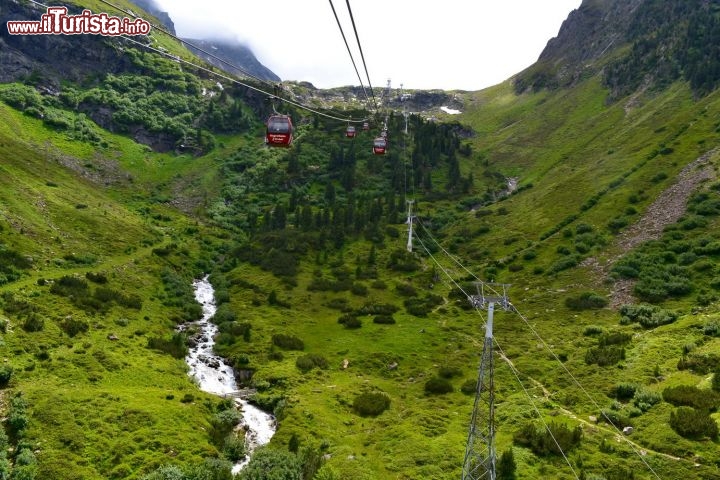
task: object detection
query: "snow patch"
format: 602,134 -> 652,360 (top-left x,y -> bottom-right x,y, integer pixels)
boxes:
440,106 -> 461,115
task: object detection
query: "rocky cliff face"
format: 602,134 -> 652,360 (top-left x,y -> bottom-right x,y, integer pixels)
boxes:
515,0 -> 720,99
0,1 -> 138,86
182,38 -> 280,83
127,0 -> 176,35
514,0 -> 643,92
126,0 -> 280,82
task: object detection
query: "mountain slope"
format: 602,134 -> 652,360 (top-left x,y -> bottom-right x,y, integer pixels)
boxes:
515,0 -> 720,100
182,38 -> 280,83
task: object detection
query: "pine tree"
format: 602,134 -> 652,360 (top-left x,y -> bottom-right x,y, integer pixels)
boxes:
497,448 -> 517,480
324,182 -> 336,204
288,433 -> 300,453
367,245 -> 376,265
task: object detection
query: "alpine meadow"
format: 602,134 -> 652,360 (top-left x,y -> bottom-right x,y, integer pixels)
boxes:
1,0 -> 720,479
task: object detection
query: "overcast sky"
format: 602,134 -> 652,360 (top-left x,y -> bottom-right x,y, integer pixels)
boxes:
153,0 -> 582,91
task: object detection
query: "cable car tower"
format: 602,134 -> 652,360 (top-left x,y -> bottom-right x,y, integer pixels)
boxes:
462,282 -> 511,480
405,200 -> 415,252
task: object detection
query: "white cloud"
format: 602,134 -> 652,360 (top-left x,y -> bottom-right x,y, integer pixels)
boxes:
154,0 -> 581,91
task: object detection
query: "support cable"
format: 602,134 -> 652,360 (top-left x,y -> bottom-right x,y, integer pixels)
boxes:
34,0 -> 370,124
414,217 -> 664,479
413,232 -> 579,479
328,0 -> 373,110
97,0 -> 275,87
344,0 -> 378,111
509,304 -> 663,480
23,0 -> 369,124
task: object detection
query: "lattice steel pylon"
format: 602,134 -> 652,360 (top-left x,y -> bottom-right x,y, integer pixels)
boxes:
461,282 -> 510,480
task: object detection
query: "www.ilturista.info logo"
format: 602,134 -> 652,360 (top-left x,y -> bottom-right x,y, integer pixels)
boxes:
7,7 -> 151,36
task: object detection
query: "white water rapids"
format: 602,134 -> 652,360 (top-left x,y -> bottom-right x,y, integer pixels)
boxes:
188,276 -> 276,474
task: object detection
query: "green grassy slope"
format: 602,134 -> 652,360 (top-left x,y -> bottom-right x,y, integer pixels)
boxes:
0,101 -> 235,479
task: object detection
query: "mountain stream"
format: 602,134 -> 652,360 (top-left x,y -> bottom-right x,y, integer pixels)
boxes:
187,276 -> 276,474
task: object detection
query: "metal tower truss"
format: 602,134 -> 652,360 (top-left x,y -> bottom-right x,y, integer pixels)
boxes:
461,282 -> 511,480
406,200 -> 415,252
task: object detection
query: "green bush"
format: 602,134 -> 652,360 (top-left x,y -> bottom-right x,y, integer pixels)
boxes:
663,385 -> 720,411
677,353 -> 720,374
613,383 -> 638,401
372,315 -> 395,325
547,255 -> 580,274
632,388 -> 661,412
386,249 -> 420,272
0,365 -> 12,387
424,377 -> 453,394
598,332 -> 632,346
669,407 -> 718,439
565,292 -> 608,310
147,332 -> 188,359
85,272 -> 108,284
326,298 -> 351,311
350,282 -> 368,296
513,421 -> 582,456
438,366 -> 462,379
404,294 -> 443,317
271,334 -> 304,351
704,321 -> 720,337
342,316 -> 362,329
223,434 -> 246,462
461,379 -> 477,394
60,317 -> 89,337
296,354 -> 329,372
585,346 -> 625,366
353,392 -> 391,416
22,314 -> 44,332
619,304 -> 677,328
239,446 -> 302,480
583,325 -> 605,336
395,282 -> 417,297
356,302 -> 399,315
337,313 -> 356,325
522,250 -> 537,261
210,408 -> 243,444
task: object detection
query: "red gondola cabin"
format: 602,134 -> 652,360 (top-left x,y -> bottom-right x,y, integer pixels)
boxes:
266,115 -> 293,147
372,137 -> 387,155
362,122 -> 369,131
346,125 -> 356,138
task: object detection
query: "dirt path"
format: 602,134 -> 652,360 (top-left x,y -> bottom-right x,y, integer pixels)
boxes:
582,148 -> 718,307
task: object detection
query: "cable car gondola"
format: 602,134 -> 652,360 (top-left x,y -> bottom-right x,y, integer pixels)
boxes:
362,122 -> 369,131
372,137 -> 387,155
346,125 -> 356,138
266,114 -> 293,147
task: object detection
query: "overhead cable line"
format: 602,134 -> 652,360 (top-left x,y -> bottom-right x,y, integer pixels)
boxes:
344,0 -> 378,111
24,0 -> 369,124
118,35 -> 366,123
413,231 -> 579,479
96,0 -> 275,88
414,217 -> 665,479
509,304 -> 664,479
328,0 -> 373,110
